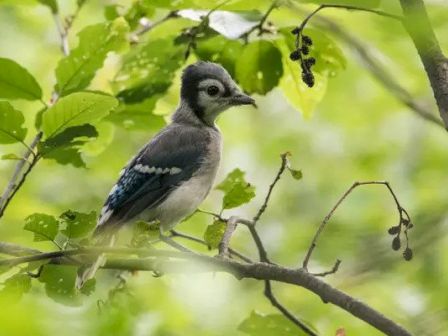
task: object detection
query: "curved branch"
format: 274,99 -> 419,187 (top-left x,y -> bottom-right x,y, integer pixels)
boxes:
0,241 -> 412,336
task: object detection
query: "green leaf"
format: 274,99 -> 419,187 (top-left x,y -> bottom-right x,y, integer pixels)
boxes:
217,168 -> 255,210
203,220 -> 226,249
235,40 -> 283,94
0,101 -> 27,144
277,28 -> 346,118
194,35 -> 244,77
131,221 -> 160,247
42,92 -> 118,138
1,153 -> 21,160
112,39 -> 184,103
37,0 -> 58,13
0,58 -> 42,101
0,273 -> 32,300
55,18 -> 129,96
107,97 -> 166,131
60,210 -> 97,239
288,167 -> 303,180
123,1 -> 155,29
24,213 -> 59,242
80,278 -> 96,296
239,311 -> 312,336
39,265 -> 81,305
302,0 -> 381,7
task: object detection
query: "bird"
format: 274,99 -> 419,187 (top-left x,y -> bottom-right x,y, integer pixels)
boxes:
76,61 -> 256,288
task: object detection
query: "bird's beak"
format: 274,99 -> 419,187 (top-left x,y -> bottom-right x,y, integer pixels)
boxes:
230,93 -> 257,108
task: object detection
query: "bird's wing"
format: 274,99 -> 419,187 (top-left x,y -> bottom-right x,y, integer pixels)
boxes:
94,124 -> 209,235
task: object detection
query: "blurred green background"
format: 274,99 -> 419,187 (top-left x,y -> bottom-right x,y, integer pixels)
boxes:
0,0 -> 447,335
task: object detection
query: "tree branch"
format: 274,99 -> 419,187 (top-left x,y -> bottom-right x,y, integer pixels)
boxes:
399,0 -> 448,128
0,241 -> 412,336
302,181 -> 413,271
305,12 -> 444,128
0,132 -> 42,218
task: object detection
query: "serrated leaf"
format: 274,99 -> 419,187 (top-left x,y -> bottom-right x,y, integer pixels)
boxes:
38,265 -> 81,306
60,210 -> 97,239
24,213 -> 59,242
194,35 -> 244,77
0,273 -> 32,300
235,40 -> 283,94
42,146 -> 86,168
0,58 -> 42,101
239,311 -> 312,336
55,18 -> 129,96
217,168 -> 255,209
37,0 -> 58,13
39,124 -> 98,153
112,39 -> 184,103
203,220 -> 226,249
0,101 -> 27,144
42,92 -> 118,138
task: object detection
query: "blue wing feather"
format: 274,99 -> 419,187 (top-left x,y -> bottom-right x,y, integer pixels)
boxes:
95,124 -> 209,235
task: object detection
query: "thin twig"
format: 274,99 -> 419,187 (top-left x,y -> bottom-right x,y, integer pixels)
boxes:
303,12 -> 443,128
170,230 -> 253,263
311,259 -> 342,277
264,280 -> 318,336
53,13 -> 69,56
218,216 -> 239,257
253,152 -> 289,225
0,132 -> 42,218
302,181 -> 411,271
240,0 -> 279,40
133,11 -> 179,38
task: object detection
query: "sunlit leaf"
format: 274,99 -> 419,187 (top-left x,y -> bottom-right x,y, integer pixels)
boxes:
0,101 -> 27,144
112,39 -> 184,103
0,58 -> 42,101
177,9 -> 260,39
24,213 -> 59,242
1,153 -> 21,160
37,0 -> 58,13
288,167 -> 303,180
60,210 -> 97,239
203,220 -> 226,249
42,92 -> 118,138
0,273 -> 32,300
39,265 -> 81,305
217,168 -> 255,209
55,18 -> 129,96
235,40 -> 283,94
301,0 -> 381,8
239,311 -> 312,336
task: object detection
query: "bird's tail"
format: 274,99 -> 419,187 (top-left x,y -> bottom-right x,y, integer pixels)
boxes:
76,234 -> 116,290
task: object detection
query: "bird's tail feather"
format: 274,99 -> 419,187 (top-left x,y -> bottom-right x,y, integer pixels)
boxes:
76,234 -> 115,289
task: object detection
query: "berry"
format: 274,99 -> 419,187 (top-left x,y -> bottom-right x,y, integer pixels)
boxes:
301,45 -> 309,55
291,27 -> 300,35
388,226 -> 400,235
302,35 -> 313,46
302,71 -> 315,87
392,236 -> 401,251
289,50 -> 300,61
403,247 -> 413,261
304,57 -> 316,69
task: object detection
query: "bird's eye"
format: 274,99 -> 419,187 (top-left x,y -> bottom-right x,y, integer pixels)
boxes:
207,85 -> 220,96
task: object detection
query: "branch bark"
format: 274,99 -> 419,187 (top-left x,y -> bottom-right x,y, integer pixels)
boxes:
0,242 -> 412,336
399,0 -> 448,128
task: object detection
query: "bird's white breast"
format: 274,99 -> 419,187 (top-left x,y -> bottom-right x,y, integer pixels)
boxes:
156,128 -> 222,231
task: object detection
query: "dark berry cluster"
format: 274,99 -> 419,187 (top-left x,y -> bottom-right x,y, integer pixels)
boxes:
290,28 -> 316,88
387,213 -> 414,261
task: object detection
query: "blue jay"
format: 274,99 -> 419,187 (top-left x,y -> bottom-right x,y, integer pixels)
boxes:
76,61 -> 255,288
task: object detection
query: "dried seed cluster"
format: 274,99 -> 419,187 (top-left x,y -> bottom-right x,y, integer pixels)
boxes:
290,28 -> 316,88
387,212 -> 414,261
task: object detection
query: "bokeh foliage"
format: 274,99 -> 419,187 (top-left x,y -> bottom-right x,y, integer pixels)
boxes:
0,0 -> 447,335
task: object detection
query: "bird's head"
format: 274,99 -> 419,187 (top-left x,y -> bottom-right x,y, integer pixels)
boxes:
180,61 -> 256,125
